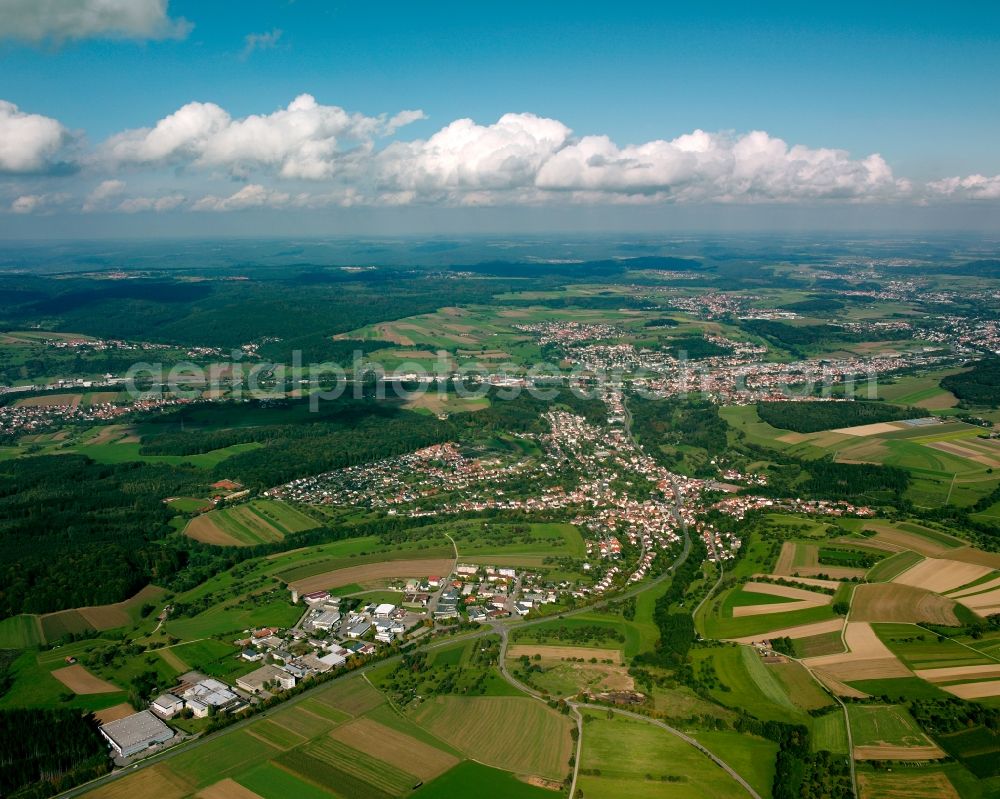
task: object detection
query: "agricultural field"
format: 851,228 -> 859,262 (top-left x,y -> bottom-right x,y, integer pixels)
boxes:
510,613 -> 640,658
0,585 -> 165,647
689,645 -> 809,724
184,499 -> 321,546
811,710 -> 850,754
874,623 -> 994,670
847,704 -> 945,761
721,405 -> 1000,508
577,711 -> 765,799
447,520 -> 587,566
411,762 -> 557,799
78,673 -> 559,799
866,370 -> 963,410
409,696 -> 574,780
697,586 -> 839,640
857,769 -> 961,799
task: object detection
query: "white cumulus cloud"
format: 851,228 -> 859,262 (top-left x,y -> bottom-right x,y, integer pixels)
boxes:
535,129 -> 906,202
0,100 -> 72,173
0,0 -> 191,43
927,174 -> 1000,201
377,113 -> 571,195
101,94 -> 425,180
82,178 -> 126,211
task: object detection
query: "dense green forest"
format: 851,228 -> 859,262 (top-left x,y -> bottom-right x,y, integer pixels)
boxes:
0,455 -> 198,617
629,396 -> 729,477
0,709 -> 109,799
942,359 -> 1000,407
0,271 -> 524,352
756,400 -> 928,433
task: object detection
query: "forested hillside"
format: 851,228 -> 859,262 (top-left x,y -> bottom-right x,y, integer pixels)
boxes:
756,400 -> 928,433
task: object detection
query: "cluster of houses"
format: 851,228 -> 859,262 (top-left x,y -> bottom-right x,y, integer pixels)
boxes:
265,441 -> 528,508
711,495 -> 876,521
448,564 -> 562,620
0,388 -> 199,437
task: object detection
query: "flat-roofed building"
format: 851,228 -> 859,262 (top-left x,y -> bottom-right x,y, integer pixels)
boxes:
236,664 -> 296,694
150,693 -> 184,719
99,710 -> 173,758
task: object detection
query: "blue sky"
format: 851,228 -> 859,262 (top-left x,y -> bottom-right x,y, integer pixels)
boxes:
1,0 -> 999,235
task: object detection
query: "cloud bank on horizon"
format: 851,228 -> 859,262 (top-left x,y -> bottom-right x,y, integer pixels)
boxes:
2,94 -> 999,216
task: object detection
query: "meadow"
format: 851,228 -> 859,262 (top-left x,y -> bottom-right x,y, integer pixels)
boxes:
577,711 -> 762,799
689,645 -> 810,725
409,695 -> 573,781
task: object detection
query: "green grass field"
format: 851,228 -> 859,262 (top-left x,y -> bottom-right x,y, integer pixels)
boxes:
697,593 -> 836,639
409,695 -> 572,781
578,712 -> 758,799
412,762 -> 556,799
694,730 -> 779,799
866,551 -> 925,582
690,645 -> 807,724
236,761 -> 336,799
812,711 -> 850,754
0,614 -> 43,648
165,593 -> 303,640
873,623 -> 993,670
847,704 -> 935,748
72,439 -> 262,468
451,521 -> 587,563
510,613 -> 640,657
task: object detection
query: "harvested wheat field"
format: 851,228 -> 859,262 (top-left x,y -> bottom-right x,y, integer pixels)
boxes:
853,744 -> 945,761
328,718 -> 459,782
728,618 -> 845,645
942,680 -> 1000,699
507,645 -> 623,664
954,585 -> 1000,616
196,780 -> 264,799
773,542 -> 797,575
850,583 -> 961,626
733,599 -> 829,617
892,558 -> 993,593
858,771 -> 958,799
184,514 -> 241,546
806,623 -> 911,681
743,582 -> 832,602
865,525 -> 953,557
915,664 -> 1000,682
928,440 -> 1000,468
51,664 -> 120,694
79,585 -> 166,630
814,658 -> 912,682
86,765 -> 192,799
15,393 -> 82,408
833,421 -> 906,436
95,703 -> 135,724
946,548 -> 1000,569
289,558 -> 456,594
812,672 -> 869,699
948,574 -> 1000,598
